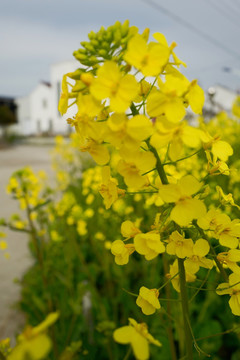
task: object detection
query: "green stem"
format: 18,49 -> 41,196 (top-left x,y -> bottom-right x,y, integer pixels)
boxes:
125,191 -> 158,195
162,149 -> 202,166
195,324 -> 240,342
24,197 -> 59,359
163,256 -> 178,360
141,167 -> 157,176
148,146 -> 177,358
178,258 -> 193,360
130,103 -> 139,116
157,271 -> 179,291
123,346 -> 132,360
189,269 -> 211,302
147,142 -> 169,184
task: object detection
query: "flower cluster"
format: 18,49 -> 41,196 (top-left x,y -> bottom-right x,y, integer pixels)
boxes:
58,20 -> 240,359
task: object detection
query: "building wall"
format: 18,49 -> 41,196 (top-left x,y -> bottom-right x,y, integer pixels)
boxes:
14,59 -> 79,136
30,83 -> 52,135
14,83 -> 52,136
14,96 -> 31,135
50,60 -> 79,134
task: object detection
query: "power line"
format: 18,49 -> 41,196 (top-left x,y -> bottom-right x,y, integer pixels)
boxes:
207,0 -> 240,29
140,0 -> 240,60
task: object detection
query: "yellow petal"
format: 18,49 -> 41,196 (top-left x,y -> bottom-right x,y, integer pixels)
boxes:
113,326 -> 134,344
164,98 -> 186,123
171,198 -> 206,226
212,141 -> 233,162
229,273 -> 240,290
229,294 -> 240,316
111,240 -> 125,255
186,82 -> 205,114
127,115 -> 153,141
169,138 -> 183,161
140,287 -> 160,309
158,184 -> 180,203
178,175 -> 202,196
216,282 -> 231,295
181,126 -> 202,148
136,296 -> 156,315
33,312 -> 59,335
89,143 -> 110,165
121,221 -> 139,238
228,249 -> 240,262
193,239 -> 210,257
153,33 -> 168,47
27,334 -> 52,359
131,333 -> 149,360
176,239 -> 193,258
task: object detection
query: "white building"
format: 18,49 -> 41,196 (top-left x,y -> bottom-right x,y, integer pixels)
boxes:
50,60 -> 78,134
13,60 -> 79,136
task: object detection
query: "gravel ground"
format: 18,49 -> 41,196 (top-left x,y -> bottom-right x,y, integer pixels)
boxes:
0,143 -> 54,340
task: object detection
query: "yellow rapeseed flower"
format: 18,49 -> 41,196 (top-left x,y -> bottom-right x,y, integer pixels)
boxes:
136,287 -> 160,315
121,220 -> 141,238
202,132 -> 233,162
147,67 -> 204,123
90,61 -> 139,113
232,95 -> 240,118
58,74 -> 69,115
117,151 -> 156,189
198,209 -> 240,248
217,250 -> 240,274
80,138 -> 110,165
77,219 -> 87,236
166,231 -> 193,258
134,232 -> 165,260
216,186 -> 240,209
159,175 -> 206,226
124,33 -> 170,76
50,230 -> 63,242
216,273 -> 240,316
8,312 -> 59,360
0,241 -> 8,250
113,318 -> 161,360
105,113 -> 153,152
185,238 -> 213,273
99,166 -> 125,209
150,118 -> 202,161
111,240 -> 135,265
71,93 -> 104,142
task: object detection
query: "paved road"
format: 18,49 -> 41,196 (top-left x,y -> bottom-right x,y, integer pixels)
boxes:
0,144 -> 54,340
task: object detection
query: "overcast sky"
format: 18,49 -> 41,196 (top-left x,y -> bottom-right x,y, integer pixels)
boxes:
1,0 -> 240,97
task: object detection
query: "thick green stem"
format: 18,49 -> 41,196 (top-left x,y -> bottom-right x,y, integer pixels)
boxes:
147,142 -> 169,184
148,146 -> 177,358
178,258 -> 193,360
